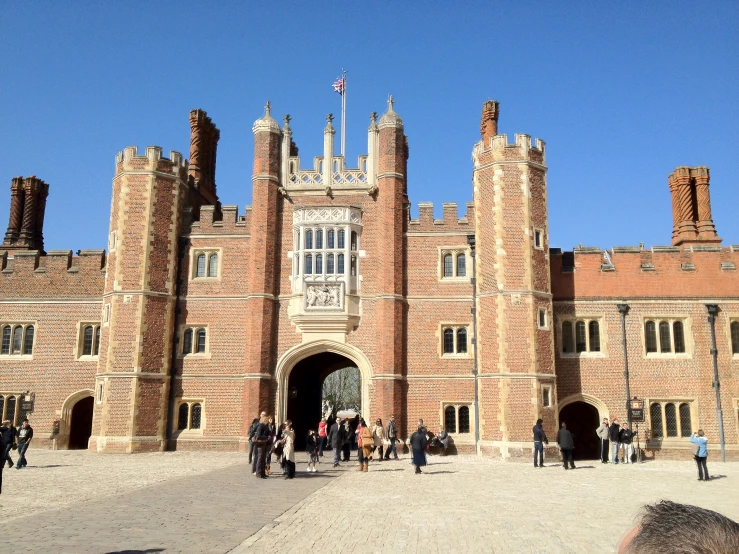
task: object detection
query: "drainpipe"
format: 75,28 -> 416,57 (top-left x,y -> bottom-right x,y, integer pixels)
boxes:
705,304 -> 726,462
166,236 -> 189,450
617,303 -> 632,429
467,235 -> 480,455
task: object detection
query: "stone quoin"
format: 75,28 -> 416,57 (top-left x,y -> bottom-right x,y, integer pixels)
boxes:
1,99 -> 737,460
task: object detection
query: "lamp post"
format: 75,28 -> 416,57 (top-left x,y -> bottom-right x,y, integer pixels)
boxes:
705,304 -> 726,462
617,303 -> 632,429
467,235 -> 480,454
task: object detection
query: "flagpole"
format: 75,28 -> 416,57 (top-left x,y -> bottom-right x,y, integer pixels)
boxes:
341,70 -> 346,158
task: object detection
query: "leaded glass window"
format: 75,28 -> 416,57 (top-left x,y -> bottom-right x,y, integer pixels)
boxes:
645,321 -> 657,353
196,254 -> 206,277
83,326 -> 94,356
337,230 -> 345,249
673,321 -> 685,353
327,254 -> 334,274
22,325 -> 34,355
191,403 -> 202,429
304,254 -> 312,274
444,406 -> 456,433
732,321 -> 739,355
337,254 -> 344,274
650,403 -> 663,438
575,321 -> 587,353
457,328 -> 467,354
1,326 -> 10,355
315,229 -> 323,249
457,255 -> 466,277
94,326 -> 101,356
5,396 -> 16,426
351,231 -> 357,251
208,254 -> 218,277
327,230 -> 335,249
443,254 -> 453,277
458,406 -> 470,433
305,230 -> 313,249
315,254 -> 322,275
178,403 -> 189,430
196,329 -> 206,353
679,403 -> 692,437
665,403 -> 678,437
589,321 -> 600,352
659,322 -> 671,353
350,256 -> 357,276
12,326 -> 22,353
443,329 -> 454,354
182,328 -> 193,354
562,321 -> 573,353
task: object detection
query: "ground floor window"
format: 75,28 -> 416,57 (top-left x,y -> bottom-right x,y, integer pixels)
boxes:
177,401 -> 203,431
649,400 -> 692,439
442,403 -> 472,433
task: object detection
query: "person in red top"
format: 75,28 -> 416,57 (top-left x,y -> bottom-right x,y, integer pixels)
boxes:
318,418 -> 327,458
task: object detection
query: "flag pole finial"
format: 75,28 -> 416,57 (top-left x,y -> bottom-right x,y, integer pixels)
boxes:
265,100 -> 271,115
387,95 -> 395,112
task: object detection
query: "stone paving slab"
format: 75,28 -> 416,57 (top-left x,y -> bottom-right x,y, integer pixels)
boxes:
234,456 -> 739,554
2,451 -> 342,553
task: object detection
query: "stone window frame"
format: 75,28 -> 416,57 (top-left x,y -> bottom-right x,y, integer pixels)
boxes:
108,230 -> 117,252
102,303 -> 111,327
647,398 -> 696,441
0,392 -> 31,425
441,402 -> 473,434
75,322 -> 102,360
190,247 -> 223,281
727,316 -> 739,358
556,316 -> 606,358
533,227 -> 544,250
174,398 -> 205,435
95,381 -> 105,404
0,322 -> 36,358
641,316 -> 692,359
178,325 -> 210,359
439,323 -> 471,358
537,307 -> 549,330
541,385 -> 553,408
438,246 -> 470,282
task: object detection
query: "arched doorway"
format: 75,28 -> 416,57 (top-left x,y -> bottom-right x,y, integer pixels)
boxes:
559,401 -> 600,460
69,396 -> 94,449
287,352 -> 359,449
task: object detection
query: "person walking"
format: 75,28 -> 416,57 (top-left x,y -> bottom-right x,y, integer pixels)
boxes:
282,420 -> 296,479
253,415 -> 270,479
1,419 -> 15,469
15,419 -> 33,470
327,417 -> 345,468
596,418 -> 610,464
557,422 -> 576,470
359,419 -> 373,472
619,422 -> 634,464
410,424 -> 428,474
318,417 -> 327,457
608,418 -> 621,464
305,429 -> 319,472
690,429 -> 710,481
371,418 -> 386,461
341,419 -> 354,462
533,418 -> 549,468
384,415 -> 399,460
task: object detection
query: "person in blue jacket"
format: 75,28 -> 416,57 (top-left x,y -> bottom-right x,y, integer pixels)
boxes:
690,429 -> 709,481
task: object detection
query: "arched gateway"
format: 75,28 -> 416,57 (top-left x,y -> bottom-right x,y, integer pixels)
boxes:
558,394 -> 609,460
275,341 -> 372,444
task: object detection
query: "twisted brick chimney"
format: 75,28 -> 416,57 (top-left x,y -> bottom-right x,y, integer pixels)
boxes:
3,176 -> 49,253
188,109 -> 220,208
668,166 -> 720,246
480,100 -> 500,144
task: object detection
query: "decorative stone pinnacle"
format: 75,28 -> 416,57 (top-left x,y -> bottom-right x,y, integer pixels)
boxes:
327,113 -> 334,123
265,101 -> 271,115
370,112 -> 377,122
387,95 -> 395,112
284,114 -> 291,125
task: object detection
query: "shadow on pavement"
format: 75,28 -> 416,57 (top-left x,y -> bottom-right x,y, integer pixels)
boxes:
106,550 -> 165,554
707,475 -> 727,481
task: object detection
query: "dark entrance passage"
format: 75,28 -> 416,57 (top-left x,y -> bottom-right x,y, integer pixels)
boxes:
559,401 -> 600,460
287,352 -> 358,449
69,396 -> 94,449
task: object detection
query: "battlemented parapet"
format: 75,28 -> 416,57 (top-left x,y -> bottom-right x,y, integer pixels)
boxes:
189,204 -> 249,235
551,245 -> 739,299
408,202 -> 475,231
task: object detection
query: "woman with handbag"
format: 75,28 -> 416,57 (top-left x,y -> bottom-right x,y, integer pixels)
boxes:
282,420 -> 296,479
371,418 -> 386,461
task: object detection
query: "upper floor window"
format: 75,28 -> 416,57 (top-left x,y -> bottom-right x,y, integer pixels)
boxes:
560,318 -> 601,355
538,308 -> 548,330
0,324 -> 35,356
534,229 -> 544,249
79,323 -> 101,358
440,248 -> 469,281
181,326 -> 208,356
644,318 -> 688,356
730,320 -> 739,356
441,325 -> 470,356
192,249 -> 220,279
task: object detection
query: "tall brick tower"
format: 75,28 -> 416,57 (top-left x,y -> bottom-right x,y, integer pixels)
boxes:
241,102 -> 284,441
89,146 -> 188,453
472,101 -> 556,459
373,98 -> 409,428
3,175 -> 49,252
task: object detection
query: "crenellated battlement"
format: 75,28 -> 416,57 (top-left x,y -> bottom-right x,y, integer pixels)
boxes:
188,204 -> 250,235
551,244 -> 738,299
408,201 -> 475,231
475,133 -> 546,165
115,146 -> 187,179
0,249 -> 106,298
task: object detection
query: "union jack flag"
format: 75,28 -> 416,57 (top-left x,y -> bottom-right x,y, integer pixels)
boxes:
332,76 -> 345,95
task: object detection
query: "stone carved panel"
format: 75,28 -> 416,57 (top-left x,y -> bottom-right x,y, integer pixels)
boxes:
305,283 -> 343,310
293,206 -> 362,225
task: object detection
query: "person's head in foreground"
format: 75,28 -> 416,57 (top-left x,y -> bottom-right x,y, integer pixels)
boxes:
619,500 -> 739,553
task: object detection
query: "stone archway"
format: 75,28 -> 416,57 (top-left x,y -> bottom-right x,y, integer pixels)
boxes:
275,341 -> 372,428
558,393 -> 607,460
56,389 -> 94,450
69,396 -> 94,449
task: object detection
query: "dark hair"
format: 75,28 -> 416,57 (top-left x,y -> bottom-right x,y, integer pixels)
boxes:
360,418 -> 366,426
624,500 -> 739,553
536,418 -> 543,425
23,419 -> 29,423
252,418 -> 259,424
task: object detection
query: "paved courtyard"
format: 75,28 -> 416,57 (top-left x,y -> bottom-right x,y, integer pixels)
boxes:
1,449 -> 737,553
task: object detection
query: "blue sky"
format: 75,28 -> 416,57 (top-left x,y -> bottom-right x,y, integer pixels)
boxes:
1,2 -> 737,252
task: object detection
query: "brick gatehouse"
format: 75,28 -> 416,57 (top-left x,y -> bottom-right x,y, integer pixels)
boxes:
1,99 -> 737,460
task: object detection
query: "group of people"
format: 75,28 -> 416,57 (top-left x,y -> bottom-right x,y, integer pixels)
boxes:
0,418 -> 34,494
247,411 -> 439,478
534,416 -> 713,480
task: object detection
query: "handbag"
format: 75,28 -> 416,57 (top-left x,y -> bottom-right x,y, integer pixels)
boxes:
691,443 -> 700,456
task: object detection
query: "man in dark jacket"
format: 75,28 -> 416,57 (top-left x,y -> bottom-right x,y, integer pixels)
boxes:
1,419 -> 15,469
619,422 -> 634,464
532,418 -> 549,468
556,422 -> 575,470
253,415 -> 271,479
609,418 -> 621,464
327,418 -> 345,468
384,415 -> 399,460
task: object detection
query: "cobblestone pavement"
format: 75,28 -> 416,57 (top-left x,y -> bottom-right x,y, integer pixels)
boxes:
234,455 -> 739,554
1,450 -> 738,553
